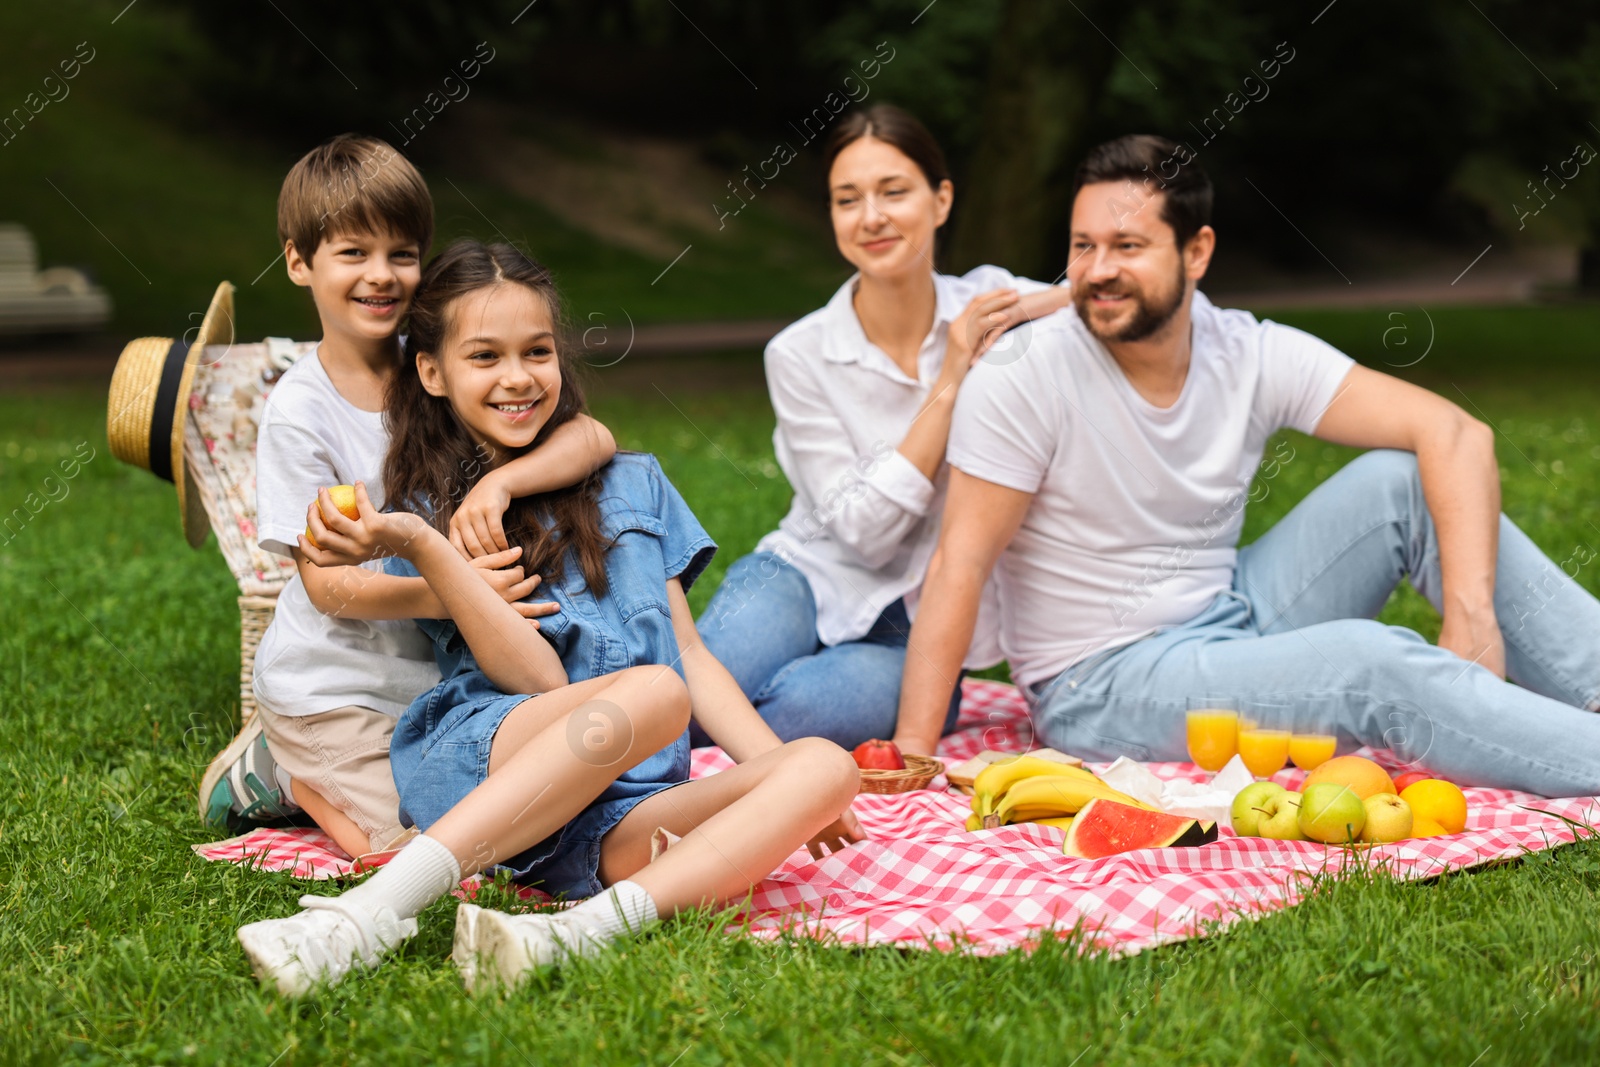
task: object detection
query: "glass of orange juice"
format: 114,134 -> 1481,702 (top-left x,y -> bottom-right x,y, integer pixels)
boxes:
1289,732 -> 1337,771
1238,702 -> 1291,779
1185,697 -> 1238,773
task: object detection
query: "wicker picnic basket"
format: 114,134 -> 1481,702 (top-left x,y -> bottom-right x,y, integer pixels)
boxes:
236,595 -> 278,724
109,304 -> 311,728
858,754 -> 945,795
178,338 -> 313,726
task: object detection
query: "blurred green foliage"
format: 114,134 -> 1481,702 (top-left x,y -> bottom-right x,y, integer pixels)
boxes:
160,0 -> 1600,277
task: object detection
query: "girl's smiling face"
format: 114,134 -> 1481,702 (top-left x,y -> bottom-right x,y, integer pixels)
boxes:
416,282 -> 562,462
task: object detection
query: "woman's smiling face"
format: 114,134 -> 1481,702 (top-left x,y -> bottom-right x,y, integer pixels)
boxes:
828,135 -> 951,282
416,282 -> 562,462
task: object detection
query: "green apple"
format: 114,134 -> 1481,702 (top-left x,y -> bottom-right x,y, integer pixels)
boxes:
1230,781 -> 1287,837
1256,790 -> 1306,841
1299,783 -> 1367,844
1359,793 -> 1413,843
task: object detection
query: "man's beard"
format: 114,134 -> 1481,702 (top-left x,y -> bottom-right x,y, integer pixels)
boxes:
1075,264 -> 1187,344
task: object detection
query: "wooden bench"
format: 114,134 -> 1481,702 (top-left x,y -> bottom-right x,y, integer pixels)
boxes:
0,224 -> 112,335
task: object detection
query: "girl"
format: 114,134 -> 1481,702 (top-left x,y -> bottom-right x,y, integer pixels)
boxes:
694,104 -> 1072,753
237,241 -> 862,997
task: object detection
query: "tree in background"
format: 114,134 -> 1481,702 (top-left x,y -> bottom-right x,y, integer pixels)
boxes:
161,0 -> 531,147
167,0 -> 1598,287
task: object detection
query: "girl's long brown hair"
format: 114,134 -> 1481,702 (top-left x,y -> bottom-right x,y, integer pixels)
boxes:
383,240 -> 609,593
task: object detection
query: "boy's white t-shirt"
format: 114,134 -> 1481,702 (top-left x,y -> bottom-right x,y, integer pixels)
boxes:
252,352 -> 440,719
947,291 -> 1355,691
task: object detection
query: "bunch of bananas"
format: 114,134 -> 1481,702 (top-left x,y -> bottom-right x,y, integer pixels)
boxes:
964,755 -> 1154,830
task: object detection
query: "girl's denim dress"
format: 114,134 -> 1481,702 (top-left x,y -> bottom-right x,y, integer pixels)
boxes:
385,453 -> 716,898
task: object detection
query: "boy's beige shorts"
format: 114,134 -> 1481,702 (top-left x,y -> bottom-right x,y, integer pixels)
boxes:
257,702 -> 412,852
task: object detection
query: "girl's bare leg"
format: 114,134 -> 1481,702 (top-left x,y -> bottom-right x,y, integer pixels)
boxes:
426,664 -> 690,876
596,737 -> 860,914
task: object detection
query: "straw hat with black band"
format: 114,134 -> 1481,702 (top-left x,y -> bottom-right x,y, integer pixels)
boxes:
107,281 -> 235,548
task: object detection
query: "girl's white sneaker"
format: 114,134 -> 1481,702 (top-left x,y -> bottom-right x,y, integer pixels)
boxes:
451,902 -> 484,991
238,895 -> 416,996
453,905 -> 606,992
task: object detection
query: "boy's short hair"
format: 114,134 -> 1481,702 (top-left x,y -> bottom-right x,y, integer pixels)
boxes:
277,134 -> 434,259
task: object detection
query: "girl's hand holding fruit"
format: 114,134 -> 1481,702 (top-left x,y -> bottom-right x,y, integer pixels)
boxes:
300,483 -> 563,623
299,482 -> 427,566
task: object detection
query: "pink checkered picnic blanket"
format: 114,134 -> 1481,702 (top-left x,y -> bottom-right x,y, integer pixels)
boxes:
193,680 -> 1600,956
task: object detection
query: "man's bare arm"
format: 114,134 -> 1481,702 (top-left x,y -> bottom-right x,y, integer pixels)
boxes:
1313,364 -> 1504,675
893,469 -> 1035,754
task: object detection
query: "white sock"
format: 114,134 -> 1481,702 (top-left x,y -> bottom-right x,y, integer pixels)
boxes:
562,880 -> 659,941
340,833 -> 461,922
274,764 -> 295,801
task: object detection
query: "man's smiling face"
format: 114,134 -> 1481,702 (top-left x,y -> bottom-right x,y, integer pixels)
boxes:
1067,182 -> 1201,345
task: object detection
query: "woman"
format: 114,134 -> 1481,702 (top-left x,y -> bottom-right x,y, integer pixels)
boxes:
696,105 -> 1070,752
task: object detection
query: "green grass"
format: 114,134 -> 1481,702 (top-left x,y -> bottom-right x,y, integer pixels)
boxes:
4,314 -> 1600,1065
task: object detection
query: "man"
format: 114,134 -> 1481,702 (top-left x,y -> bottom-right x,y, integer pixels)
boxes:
893,134 -> 1600,797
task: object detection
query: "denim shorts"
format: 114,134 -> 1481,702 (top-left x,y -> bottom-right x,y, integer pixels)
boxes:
390,688 -> 691,899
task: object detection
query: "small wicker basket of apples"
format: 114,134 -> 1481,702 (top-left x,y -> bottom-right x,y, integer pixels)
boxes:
852,739 -> 944,794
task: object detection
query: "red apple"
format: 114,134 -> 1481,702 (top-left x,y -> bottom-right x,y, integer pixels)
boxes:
852,739 -> 905,771
1393,771 -> 1433,792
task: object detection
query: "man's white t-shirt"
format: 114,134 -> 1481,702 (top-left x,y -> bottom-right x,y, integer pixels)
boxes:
947,291 -> 1355,691
252,352 -> 440,718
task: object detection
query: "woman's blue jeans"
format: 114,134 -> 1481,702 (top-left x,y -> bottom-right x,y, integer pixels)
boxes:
695,553 -> 963,749
1031,450 -> 1600,797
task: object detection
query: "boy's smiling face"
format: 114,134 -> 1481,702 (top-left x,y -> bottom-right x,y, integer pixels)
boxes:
285,228 -> 422,348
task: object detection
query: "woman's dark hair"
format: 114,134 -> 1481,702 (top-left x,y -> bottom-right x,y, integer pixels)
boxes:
823,104 -> 951,191
384,240 -> 609,593
1072,135 -> 1213,249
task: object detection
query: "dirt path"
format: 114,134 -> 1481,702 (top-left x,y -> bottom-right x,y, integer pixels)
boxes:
0,320 -> 793,390
1209,244 -> 1575,310
0,247 -> 1583,390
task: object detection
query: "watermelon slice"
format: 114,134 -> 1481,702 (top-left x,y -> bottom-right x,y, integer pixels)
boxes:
1062,798 -> 1218,859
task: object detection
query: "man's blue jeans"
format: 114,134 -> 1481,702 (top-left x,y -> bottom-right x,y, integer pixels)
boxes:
695,552 -> 962,749
1031,450 -> 1600,797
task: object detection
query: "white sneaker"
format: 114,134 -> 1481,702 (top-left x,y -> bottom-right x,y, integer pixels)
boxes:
238,895 -> 416,997
452,902 -> 483,992
453,905 -> 608,991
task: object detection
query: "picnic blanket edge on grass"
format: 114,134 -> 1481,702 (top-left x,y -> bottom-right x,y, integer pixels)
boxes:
192,679 -> 1600,957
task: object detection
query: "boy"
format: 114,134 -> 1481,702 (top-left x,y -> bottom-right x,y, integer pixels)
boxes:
200,134 -> 615,859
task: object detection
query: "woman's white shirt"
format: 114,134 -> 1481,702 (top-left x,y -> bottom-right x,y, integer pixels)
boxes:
756,266 -> 1056,667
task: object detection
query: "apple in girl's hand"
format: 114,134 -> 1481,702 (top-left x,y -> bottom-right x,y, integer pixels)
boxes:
320,485 -> 360,522
305,485 -> 360,549
852,739 -> 905,771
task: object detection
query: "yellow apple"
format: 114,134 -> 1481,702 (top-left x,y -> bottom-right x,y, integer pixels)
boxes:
1257,790 -> 1306,841
305,484 -> 360,548
1359,793 -> 1413,843
1231,781 -> 1286,837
